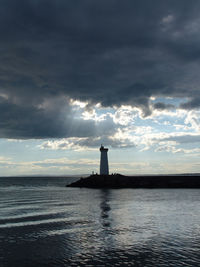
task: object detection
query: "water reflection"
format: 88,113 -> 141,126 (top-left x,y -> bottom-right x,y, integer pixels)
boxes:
99,188 -> 117,260
100,189 -> 111,228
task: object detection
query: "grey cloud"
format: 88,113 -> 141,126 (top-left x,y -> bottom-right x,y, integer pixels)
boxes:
74,136 -> 135,149
154,134 -> 200,144
153,102 -> 175,110
1,0 -> 200,138
180,98 -> 200,110
41,135 -> 135,150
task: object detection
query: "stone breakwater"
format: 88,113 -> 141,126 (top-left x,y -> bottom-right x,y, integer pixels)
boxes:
66,174 -> 200,188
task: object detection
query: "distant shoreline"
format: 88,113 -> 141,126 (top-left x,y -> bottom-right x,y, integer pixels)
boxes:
67,174 -> 200,188
1,172 -> 200,178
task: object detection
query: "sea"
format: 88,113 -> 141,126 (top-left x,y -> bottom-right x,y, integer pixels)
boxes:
0,176 -> 200,267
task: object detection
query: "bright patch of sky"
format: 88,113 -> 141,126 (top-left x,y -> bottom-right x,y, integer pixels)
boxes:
1,97 -> 200,176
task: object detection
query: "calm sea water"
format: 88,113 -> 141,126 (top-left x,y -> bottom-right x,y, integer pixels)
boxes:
0,177 -> 200,267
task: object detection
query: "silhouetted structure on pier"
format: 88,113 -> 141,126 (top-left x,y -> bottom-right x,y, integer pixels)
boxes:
100,145 -> 109,175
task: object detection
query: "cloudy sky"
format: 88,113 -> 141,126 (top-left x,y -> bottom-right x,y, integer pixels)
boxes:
1,0 -> 200,175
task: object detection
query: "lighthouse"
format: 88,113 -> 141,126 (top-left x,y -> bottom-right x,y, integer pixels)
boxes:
100,145 -> 109,175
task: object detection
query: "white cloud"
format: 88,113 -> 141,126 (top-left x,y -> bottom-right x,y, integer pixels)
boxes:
184,110 -> 200,132
112,105 -> 138,126
69,99 -> 88,108
82,109 -> 108,122
39,138 -> 97,151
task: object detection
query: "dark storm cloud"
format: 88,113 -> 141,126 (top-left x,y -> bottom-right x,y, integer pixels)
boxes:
1,0 -> 200,138
153,102 -> 175,111
0,96 -> 97,138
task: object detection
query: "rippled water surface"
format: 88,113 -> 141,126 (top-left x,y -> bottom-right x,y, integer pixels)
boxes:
0,177 -> 200,266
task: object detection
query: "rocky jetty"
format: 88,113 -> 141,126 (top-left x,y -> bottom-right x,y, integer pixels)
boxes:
66,174 -> 200,188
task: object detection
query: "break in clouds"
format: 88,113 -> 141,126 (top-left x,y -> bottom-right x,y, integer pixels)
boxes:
1,0 -> 200,142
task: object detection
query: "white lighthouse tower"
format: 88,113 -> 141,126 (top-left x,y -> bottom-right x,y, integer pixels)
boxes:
100,145 -> 109,175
